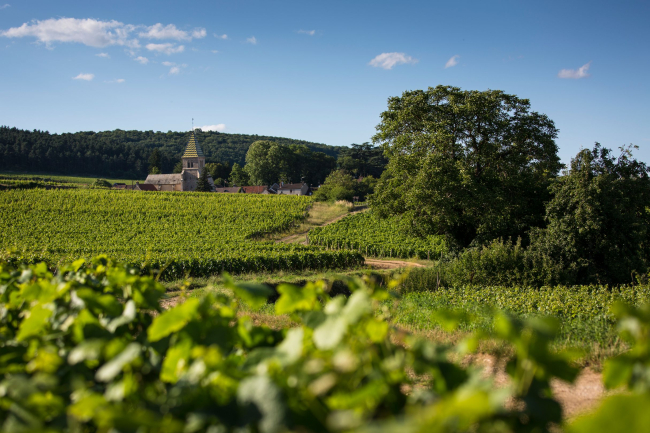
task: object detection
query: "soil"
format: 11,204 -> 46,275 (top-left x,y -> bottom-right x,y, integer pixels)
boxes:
364,258 -> 426,270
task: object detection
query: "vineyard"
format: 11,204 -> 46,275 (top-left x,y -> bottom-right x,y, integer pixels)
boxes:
309,211 -> 446,259
0,189 -> 363,277
1,258 -> 649,432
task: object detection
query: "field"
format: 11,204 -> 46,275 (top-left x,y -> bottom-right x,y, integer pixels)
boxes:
308,210 -> 447,259
0,189 -> 362,277
0,171 -> 141,185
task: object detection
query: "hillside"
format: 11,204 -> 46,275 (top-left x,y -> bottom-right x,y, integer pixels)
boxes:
0,126 -> 345,179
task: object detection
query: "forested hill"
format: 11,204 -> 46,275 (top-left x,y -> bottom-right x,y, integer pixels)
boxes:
0,127 -> 345,179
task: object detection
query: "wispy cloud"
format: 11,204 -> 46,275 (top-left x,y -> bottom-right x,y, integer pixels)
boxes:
105,78 -> 125,83
245,36 -> 257,44
0,4 -> 10,10
369,52 -> 418,70
201,124 -> 226,132
0,17 -> 204,52
297,30 -> 315,36
445,54 -> 460,68
96,52 -> 110,58
211,50 -> 219,54
0,18 -> 139,48
146,42 -> 184,54
139,23 -> 205,41
558,61 -> 591,79
162,61 -> 186,75
73,73 -> 94,81
134,56 -> 149,64
214,33 -> 228,39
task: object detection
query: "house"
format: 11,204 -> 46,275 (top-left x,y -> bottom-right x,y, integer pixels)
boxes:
144,131 -> 215,191
275,182 -> 310,196
133,183 -> 158,191
241,184 -> 279,194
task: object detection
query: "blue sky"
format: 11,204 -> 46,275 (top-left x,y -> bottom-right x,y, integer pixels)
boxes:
1,0 -> 649,164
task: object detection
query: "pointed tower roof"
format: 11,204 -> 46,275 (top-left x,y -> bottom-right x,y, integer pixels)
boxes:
182,131 -> 205,158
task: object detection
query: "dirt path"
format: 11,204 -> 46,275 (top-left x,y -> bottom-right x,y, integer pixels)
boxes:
276,207 -> 367,244
471,354 -> 608,419
364,258 -> 426,270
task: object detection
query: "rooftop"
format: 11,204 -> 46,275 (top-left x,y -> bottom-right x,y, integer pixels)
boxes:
182,131 -> 205,158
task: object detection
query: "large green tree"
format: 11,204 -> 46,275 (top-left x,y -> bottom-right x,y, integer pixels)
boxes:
528,144 -> 650,285
370,85 -> 562,247
244,141 -> 291,185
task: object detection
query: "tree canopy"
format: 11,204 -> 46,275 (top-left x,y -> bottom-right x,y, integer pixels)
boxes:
370,85 -> 562,248
337,143 -> 387,178
0,127 -> 343,179
528,144 -> 650,285
244,140 -> 336,186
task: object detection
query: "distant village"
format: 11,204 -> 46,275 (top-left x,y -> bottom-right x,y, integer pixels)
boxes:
112,131 -> 315,196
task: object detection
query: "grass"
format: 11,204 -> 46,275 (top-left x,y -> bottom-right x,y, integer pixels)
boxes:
160,266 -> 628,368
0,171 -> 142,185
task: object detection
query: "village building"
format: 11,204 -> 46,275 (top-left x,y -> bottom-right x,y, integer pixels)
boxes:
144,131 -> 215,191
276,182 -> 311,195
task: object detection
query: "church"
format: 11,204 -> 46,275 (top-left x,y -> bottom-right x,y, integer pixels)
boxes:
144,131 -> 215,192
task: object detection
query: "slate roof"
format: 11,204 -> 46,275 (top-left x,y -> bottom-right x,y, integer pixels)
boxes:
277,183 -> 307,190
144,173 -> 183,185
182,131 -> 205,158
134,183 -> 158,191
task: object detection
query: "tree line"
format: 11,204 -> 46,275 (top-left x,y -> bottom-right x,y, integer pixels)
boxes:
0,127 -> 345,180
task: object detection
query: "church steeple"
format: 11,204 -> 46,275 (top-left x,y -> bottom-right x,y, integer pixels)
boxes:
182,131 -> 205,158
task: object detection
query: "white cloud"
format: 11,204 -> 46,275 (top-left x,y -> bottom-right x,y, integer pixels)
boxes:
0,18 -> 138,48
246,36 -> 257,44
0,4 -> 10,10
73,73 -> 94,81
445,54 -> 460,68
297,30 -> 315,36
369,52 -> 418,70
200,124 -> 226,132
139,23 -> 206,41
192,28 -> 206,39
105,78 -> 125,83
211,50 -> 219,53
161,61 -> 174,66
146,42 -> 184,54
96,52 -> 110,58
214,33 -> 228,39
558,62 -> 592,79
134,56 -> 149,64
169,66 -> 180,75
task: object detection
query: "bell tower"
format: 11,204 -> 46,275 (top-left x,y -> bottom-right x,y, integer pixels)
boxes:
181,130 -> 206,190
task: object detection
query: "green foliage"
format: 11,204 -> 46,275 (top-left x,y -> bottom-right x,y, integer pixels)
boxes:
309,211 -> 446,259
0,189 -> 363,278
528,143 -> 650,285
337,142 -> 387,178
1,257 -> 649,432
314,169 -> 358,202
0,127 -> 342,180
245,140 -> 336,186
148,148 -> 162,174
205,161 -> 231,182
91,179 -> 113,188
195,168 -> 212,192
567,303 -> 650,432
370,85 -> 561,248
229,162 -> 249,186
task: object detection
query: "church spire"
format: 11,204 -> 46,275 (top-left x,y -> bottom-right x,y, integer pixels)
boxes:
181,130 -> 205,158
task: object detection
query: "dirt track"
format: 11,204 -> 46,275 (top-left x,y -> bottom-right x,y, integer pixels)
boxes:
364,258 -> 426,269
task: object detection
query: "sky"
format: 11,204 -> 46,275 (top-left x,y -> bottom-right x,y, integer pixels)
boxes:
1,0 -> 649,164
